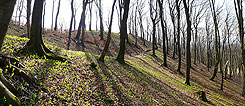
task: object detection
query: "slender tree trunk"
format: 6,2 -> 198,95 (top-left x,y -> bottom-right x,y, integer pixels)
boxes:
134,6 -> 138,46
116,0 -> 130,64
152,22 -> 156,56
75,0 -> 89,48
18,0 -> 24,25
158,0 -> 167,67
26,0 -> 32,38
51,0 -> 55,30
89,3 -> 92,31
98,0 -> 104,40
67,0 -> 74,50
99,0 -> 116,62
73,9 -> 77,30
183,0 -> 192,86
210,0 -> 221,81
42,1 -> 46,29
176,0 -> 181,73
54,0 -> 61,31
234,0 -> 245,96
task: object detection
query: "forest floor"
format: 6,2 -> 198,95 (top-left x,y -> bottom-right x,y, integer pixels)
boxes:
1,22 -> 245,105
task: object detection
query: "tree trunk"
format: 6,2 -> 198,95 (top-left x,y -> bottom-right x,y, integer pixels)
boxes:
98,0 -> 104,40
26,0 -> 51,56
0,0 -> 21,105
210,0 -> 221,81
67,0 -> 74,50
116,0 -> 130,64
54,0 -> 61,31
234,0 -> 245,96
99,0 -> 116,63
0,0 -> 17,52
18,0 -> 24,25
158,0 -> 167,67
134,5 -> 138,46
183,0 -> 191,86
26,0 -> 32,38
89,2 -> 92,31
176,0 -> 181,74
51,0 -> 55,30
42,1 -> 46,29
75,0 -> 89,44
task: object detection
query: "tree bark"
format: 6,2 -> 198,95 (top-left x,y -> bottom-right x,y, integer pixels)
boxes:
183,0 -> 192,86
158,0 -> 167,67
51,0 -> 55,30
209,0 -> 221,81
54,0 -> 61,31
176,0 -> 181,73
98,0 -> 104,40
0,0 -> 21,105
26,0 -> 32,38
99,0 -> 116,63
116,0 -> 130,64
67,0 -> 74,50
89,2 -> 92,31
42,1 -> 46,29
234,0 -> 245,96
0,0 -> 17,52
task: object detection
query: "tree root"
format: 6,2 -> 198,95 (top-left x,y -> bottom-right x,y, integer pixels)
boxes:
2,55 -> 39,87
0,80 -> 21,106
196,90 -> 209,102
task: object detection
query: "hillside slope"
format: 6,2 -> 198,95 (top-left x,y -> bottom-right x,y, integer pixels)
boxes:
1,23 -> 245,105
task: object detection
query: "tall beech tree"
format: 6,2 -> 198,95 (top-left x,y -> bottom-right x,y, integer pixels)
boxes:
0,0 -> 21,105
67,0 -> 75,50
158,0 -> 167,67
209,0 -> 221,81
99,0 -> 117,62
116,0 -> 130,64
150,0 -> 159,57
234,0 -> 245,96
75,0 -> 93,48
168,0 -> 177,59
26,0 -> 32,38
183,0 -> 192,86
95,0 -> 104,40
176,0 -> 181,73
51,0 -> 56,30
54,0 -> 61,31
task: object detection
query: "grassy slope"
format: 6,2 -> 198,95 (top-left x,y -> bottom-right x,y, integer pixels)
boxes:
1,23 -> 245,105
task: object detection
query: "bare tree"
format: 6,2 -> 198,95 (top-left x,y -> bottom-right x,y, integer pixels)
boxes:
234,0 -> 245,96
150,0 -> 159,57
74,0 -> 93,49
138,0 -> 146,46
42,1 -> 46,29
99,0 -> 117,62
88,2 -> 93,31
54,0 -> 61,31
182,0 -> 192,86
18,0 -> 24,25
67,0 -> 75,50
51,0 -> 56,30
192,0 -> 207,64
95,0 -> 104,40
209,0 -> 221,81
158,0 -> 167,67
168,0 -> 177,58
26,0 -> 32,38
176,0 -> 182,73
116,0 -> 130,64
